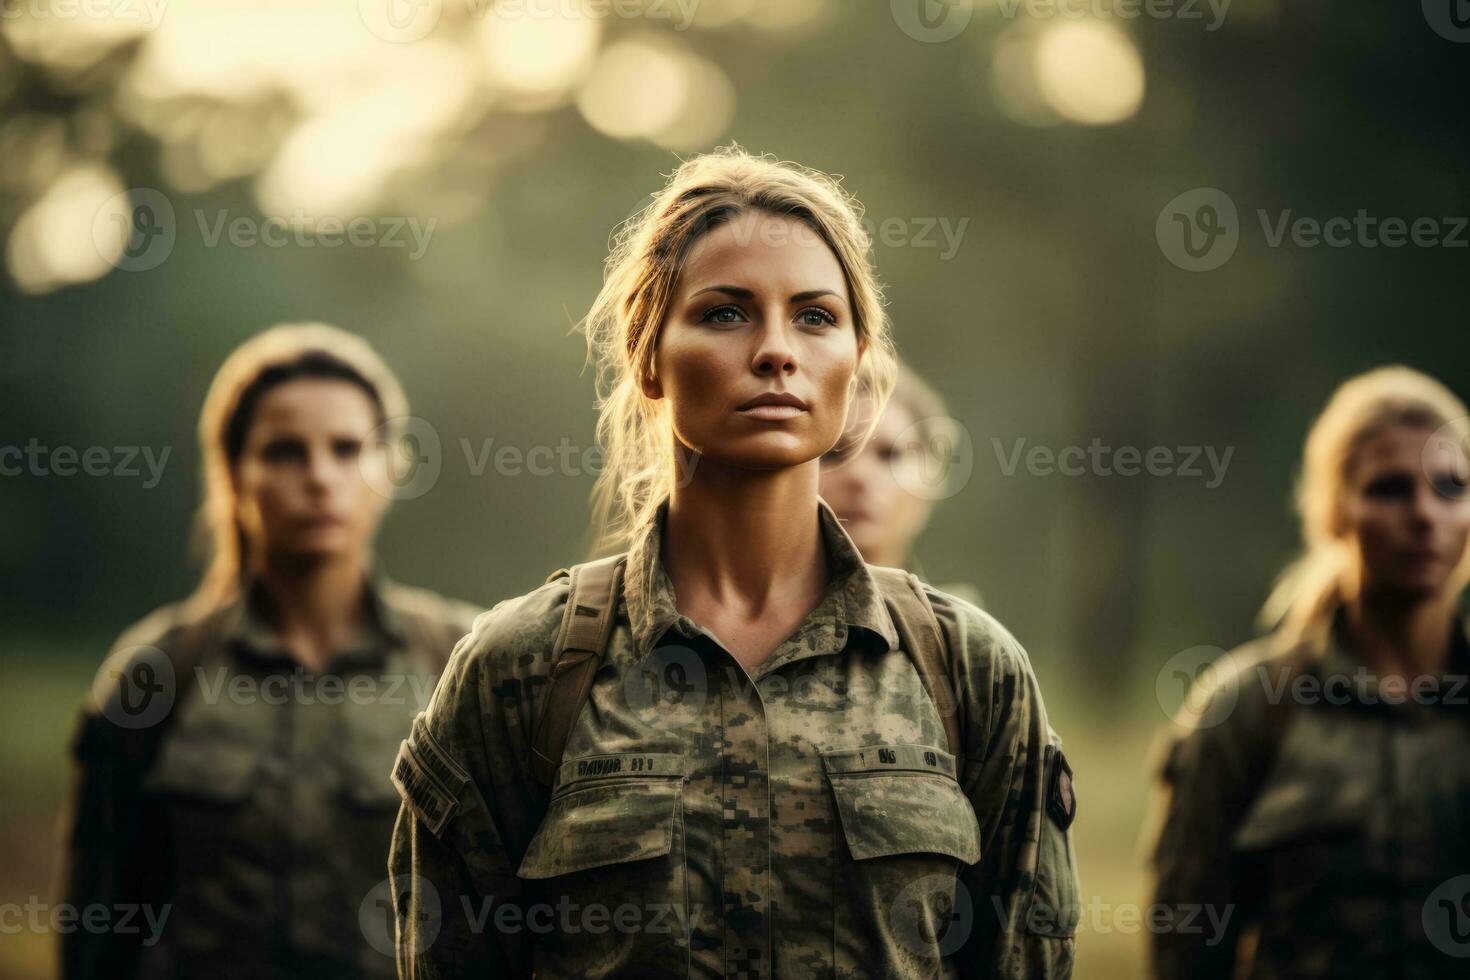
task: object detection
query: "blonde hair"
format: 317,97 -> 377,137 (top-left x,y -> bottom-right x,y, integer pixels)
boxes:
583,146 -> 898,549
1261,365 -> 1470,647
188,323 -> 407,614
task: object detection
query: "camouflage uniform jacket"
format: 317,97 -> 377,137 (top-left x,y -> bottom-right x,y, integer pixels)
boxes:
1147,617 -> 1470,979
389,503 -> 1079,978
57,576 -> 479,980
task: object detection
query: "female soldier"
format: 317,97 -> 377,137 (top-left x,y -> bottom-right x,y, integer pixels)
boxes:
819,363 -> 948,570
58,324 -> 479,979
389,148 -> 1077,978
1147,366 -> 1470,978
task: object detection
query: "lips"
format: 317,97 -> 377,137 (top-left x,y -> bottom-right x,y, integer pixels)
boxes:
736,391 -> 809,421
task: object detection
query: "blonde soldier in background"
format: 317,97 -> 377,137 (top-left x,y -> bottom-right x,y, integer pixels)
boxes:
820,363 -> 983,608
57,325 -> 479,979
1147,366 -> 1470,978
389,148 -> 1078,978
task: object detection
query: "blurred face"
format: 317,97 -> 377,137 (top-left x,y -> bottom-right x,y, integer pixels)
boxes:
232,379 -> 388,565
647,211 -> 862,471
820,395 -> 934,566
1338,423 -> 1470,600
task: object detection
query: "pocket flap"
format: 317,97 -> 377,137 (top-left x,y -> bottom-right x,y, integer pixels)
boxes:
144,737 -> 260,803
823,744 -> 981,864
1232,776 -> 1369,852
517,754 -> 686,880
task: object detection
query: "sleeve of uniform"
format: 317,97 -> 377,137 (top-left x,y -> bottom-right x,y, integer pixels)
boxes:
1143,650 -> 1268,980
55,648 -> 171,979
388,587 -> 563,979
933,593 -> 1078,980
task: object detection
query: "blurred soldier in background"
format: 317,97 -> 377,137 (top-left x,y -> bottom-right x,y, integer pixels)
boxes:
819,363 -> 945,568
56,324 -> 479,979
1146,366 -> 1470,978
820,363 -> 982,607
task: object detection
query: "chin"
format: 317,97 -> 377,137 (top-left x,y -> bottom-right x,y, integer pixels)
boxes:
704,433 -> 826,471
280,535 -> 356,561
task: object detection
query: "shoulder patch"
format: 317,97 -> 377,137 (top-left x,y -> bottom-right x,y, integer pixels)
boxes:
392,742 -> 456,837
390,719 -> 471,838
1047,748 -> 1076,831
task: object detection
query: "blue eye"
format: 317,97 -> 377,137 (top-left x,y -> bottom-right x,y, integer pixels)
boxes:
700,305 -> 746,325
797,307 -> 837,327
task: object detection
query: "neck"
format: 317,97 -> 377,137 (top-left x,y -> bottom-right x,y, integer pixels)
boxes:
1343,588 -> 1459,676
663,451 -> 827,612
255,550 -> 369,671
862,540 -> 906,569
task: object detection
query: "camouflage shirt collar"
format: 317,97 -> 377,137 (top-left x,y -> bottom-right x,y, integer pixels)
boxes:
1311,609 -> 1470,709
221,570 -> 408,669
622,498 -> 899,661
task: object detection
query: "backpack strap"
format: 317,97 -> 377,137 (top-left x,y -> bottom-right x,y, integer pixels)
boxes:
868,566 -> 962,769
529,554 -> 626,789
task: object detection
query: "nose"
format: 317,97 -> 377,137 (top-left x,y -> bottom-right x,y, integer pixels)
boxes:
305,446 -> 334,492
1411,481 -> 1440,527
751,321 -> 797,377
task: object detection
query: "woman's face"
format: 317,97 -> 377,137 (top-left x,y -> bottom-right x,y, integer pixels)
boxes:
649,211 -> 862,472
1339,423 -> 1470,599
819,395 -> 934,566
232,378 -> 387,566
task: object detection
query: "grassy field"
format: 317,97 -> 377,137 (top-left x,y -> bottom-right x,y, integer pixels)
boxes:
1,655 -> 1161,979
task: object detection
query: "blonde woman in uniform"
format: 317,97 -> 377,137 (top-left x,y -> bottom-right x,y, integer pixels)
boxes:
390,148 -> 1078,978
820,364 -> 983,607
58,325 -> 479,979
1148,366 -> 1470,978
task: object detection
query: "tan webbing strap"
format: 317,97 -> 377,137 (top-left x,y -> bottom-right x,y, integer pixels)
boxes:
870,566 -> 962,767
529,554 -> 626,789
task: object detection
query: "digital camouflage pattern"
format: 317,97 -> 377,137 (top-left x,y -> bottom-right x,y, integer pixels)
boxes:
1147,618 -> 1470,979
389,503 -> 1078,978
57,577 -> 479,980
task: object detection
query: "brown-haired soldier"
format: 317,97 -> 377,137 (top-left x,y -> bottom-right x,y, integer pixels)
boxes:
56,324 -> 479,979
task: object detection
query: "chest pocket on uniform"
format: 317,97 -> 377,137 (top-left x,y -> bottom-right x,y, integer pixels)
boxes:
144,734 -> 262,804
822,744 -> 982,864
517,752 -> 688,879
1231,712 -> 1374,853
340,701 -> 419,812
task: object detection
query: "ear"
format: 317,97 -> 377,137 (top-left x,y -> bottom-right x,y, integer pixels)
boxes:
640,368 -> 663,401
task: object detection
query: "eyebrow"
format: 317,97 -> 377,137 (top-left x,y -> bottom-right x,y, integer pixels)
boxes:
689,285 -> 844,303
